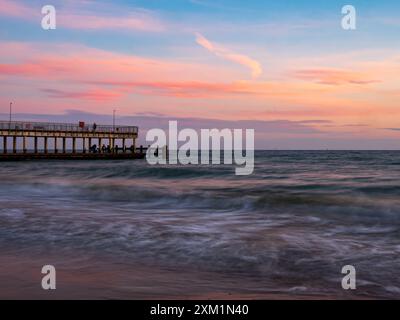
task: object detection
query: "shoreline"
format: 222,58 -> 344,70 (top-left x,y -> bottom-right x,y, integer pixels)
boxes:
0,252 -> 382,300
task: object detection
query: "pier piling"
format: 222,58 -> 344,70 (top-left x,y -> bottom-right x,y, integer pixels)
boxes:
83,137 -> 86,154
13,136 -> 17,154
34,137 -> 38,154
23,136 -> 27,154
44,137 -> 48,154
3,136 -> 7,154
63,137 -> 66,153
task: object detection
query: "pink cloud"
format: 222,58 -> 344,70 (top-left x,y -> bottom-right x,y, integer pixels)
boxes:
0,63 -> 46,76
1,41 -> 399,134
0,42 -> 241,83
293,68 -> 380,85
90,80 -> 252,98
195,33 -> 263,78
42,88 -> 124,101
0,0 -> 35,18
0,0 -> 164,32
58,11 -> 164,32
0,44 -> 379,104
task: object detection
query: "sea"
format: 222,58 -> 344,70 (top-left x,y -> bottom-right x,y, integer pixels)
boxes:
0,151 -> 399,299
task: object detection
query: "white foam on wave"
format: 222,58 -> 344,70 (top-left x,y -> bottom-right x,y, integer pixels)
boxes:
0,208 -> 25,219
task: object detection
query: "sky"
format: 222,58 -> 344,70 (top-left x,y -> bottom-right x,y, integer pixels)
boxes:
0,0 -> 400,149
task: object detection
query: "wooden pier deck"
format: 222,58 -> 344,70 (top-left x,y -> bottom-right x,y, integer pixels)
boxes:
0,152 -> 145,161
0,120 -> 146,161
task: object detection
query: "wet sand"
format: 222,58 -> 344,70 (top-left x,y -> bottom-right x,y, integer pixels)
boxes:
0,251 -> 374,300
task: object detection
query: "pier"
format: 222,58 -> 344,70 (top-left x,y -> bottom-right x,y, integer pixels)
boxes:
0,120 -> 145,161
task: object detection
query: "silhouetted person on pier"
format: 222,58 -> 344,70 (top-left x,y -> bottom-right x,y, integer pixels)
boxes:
107,145 -> 111,153
101,145 -> 106,153
93,123 -> 97,131
115,145 -> 119,153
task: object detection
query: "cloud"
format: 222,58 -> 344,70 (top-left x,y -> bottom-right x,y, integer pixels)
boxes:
293,69 -> 379,85
59,11 -> 164,32
0,0 -> 34,18
195,33 -> 262,78
2,41 -> 399,131
42,88 -> 123,101
0,42 -> 212,81
90,80 -> 255,98
89,79 -> 336,101
0,0 -> 164,32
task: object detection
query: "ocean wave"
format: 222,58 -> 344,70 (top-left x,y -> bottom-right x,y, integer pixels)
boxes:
1,152 -> 400,298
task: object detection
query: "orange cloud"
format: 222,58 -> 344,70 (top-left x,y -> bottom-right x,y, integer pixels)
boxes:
0,45 -> 385,110
195,33 -> 263,78
292,68 -> 380,85
2,41 -> 400,133
42,88 -> 123,101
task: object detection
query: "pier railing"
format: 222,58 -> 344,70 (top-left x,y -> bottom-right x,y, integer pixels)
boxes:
0,121 -> 138,134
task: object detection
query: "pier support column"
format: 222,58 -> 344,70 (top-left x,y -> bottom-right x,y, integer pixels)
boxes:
34,137 -> 38,153
44,137 -> 48,154
99,138 -> 102,153
88,138 -> 92,153
54,137 -> 58,154
23,136 -> 27,154
109,138 -> 113,153
13,136 -> 17,154
82,138 -> 86,154
122,138 -> 126,153
62,138 -> 66,153
72,138 -> 76,154
3,136 -> 7,154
